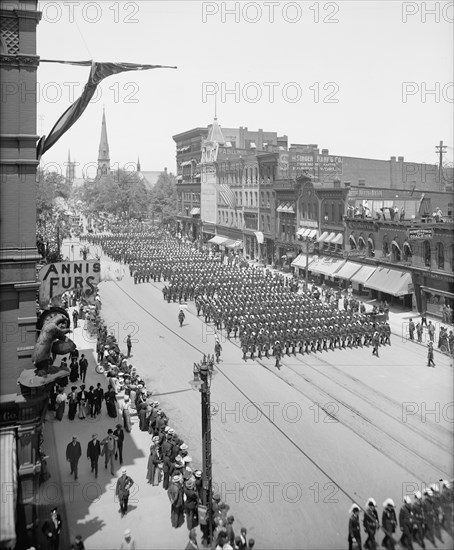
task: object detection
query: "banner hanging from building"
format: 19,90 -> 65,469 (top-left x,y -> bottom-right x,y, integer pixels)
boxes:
38,260 -> 101,308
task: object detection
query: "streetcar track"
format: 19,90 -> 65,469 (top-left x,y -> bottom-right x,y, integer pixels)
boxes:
112,281 -> 362,507
140,279 -> 453,477
297,349 -> 453,443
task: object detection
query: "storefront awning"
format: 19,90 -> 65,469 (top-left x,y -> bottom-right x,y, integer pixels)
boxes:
332,233 -> 343,245
317,231 -> 329,243
364,267 -> 413,296
350,265 -> 376,285
310,257 -> 346,276
225,240 -> 243,249
208,235 -> 230,245
296,228 -> 309,237
222,239 -> 237,247
190,208 -> 200,216
255,231 -> 264,244
0,430 -> 17,548
291,253 -> 315,269
324,232 -> 336,244
334,261 -> 363,280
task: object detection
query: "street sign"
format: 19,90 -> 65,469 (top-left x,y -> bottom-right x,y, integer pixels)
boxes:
407,228 -> 433,240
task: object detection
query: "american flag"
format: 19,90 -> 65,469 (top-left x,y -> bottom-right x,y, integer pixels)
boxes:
218,184 -> 236,209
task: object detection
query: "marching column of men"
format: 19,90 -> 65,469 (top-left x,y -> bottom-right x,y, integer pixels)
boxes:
87,229 -> 391,365
349,483 -> 453,550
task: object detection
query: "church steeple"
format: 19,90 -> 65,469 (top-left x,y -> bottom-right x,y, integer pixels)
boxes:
137,156 -> 141,172
97,106 -> 111,178
66,149 -> 75,183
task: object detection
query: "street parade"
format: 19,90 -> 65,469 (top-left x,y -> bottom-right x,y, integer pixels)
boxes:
85,228 -> 392,369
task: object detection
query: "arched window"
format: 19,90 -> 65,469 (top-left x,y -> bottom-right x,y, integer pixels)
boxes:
331,202 -> 335,222
349,233 -> 357,250
358,234 -> 366,251
308,202 -> 312,219
391,238 -> 401,262
313,201 -> 318,221
403,240 -> 412,261
383,235 -> 390,256
437,242 -> 445,269
424,240 -> 431,267
367,234 -> 375,257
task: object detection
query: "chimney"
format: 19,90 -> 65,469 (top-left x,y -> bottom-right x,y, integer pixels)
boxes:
321,149 -> 329,155
344,181 -> 351,188
333,178 -> 340,188
398,156 -> 404,162
358,178 -> 366,186
164,167 -> 167,173
390,156 -> 396,161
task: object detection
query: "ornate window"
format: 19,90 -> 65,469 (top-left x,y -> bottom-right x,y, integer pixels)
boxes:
424,240 -> 431,267
367,234 -> 375,257
437,242 -> 444,269
382,235 -> 390,256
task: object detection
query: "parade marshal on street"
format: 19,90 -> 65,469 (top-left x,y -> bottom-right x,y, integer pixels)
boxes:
38,260 -> 101,307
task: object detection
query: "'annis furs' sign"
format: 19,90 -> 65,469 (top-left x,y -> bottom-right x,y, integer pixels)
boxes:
407,228 -> 433,240
38,261 -> 101,307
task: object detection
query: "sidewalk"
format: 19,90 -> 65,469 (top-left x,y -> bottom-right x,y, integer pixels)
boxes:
38,309 -> 189,550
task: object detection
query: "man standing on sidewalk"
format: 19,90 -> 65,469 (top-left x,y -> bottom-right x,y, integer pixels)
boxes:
116,468 -> 134,517
408,319 -> 415,341
427,342 -> 435,367
79,354 -> 88,383
114,423 -> 125,464
42,507 -> 63,550
428,320 -> 435,342
94,382 -> 104,416
126,334 -> 132,358
87,433 -> 101,478
66,436 -> 82,480
102,429 -> 118,475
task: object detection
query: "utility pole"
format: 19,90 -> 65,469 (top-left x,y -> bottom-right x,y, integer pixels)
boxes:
435,140 -> 447,185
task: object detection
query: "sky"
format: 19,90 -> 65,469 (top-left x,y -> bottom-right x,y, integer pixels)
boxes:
36,0 -> 453,178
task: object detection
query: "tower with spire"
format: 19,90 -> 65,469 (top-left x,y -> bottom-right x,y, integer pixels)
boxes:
97,106 -> 111,179
137,156 -> 141,172
200,115 -> 225,224
65,149 -> 75,184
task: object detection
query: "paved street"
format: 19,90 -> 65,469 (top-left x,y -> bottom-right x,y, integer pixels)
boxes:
78,252 -> 454,550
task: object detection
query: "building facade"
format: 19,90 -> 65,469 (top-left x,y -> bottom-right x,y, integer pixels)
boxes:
0,1 -> 46,547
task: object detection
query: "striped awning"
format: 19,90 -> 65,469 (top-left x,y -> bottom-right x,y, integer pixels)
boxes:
291,253 -> 315,269
324,232 -> 336,244
208,235 -> 230,245
364,267 -> 413,296
310,257 -> 346,276
350,265 -> 376,285
334,261 -> 363,280
190,208 -> 200,216
332,233 -> 343,245
317,231 -> 329,243
0,430 -> 17,548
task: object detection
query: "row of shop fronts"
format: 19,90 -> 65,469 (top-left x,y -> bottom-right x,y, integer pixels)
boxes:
290,253 -> 453,313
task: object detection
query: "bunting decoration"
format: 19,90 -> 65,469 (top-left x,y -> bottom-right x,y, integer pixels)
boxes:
37,60 -> 177,158
218,183 -> 236,209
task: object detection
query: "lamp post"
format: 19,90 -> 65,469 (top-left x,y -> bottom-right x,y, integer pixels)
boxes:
189,359 -> 215,546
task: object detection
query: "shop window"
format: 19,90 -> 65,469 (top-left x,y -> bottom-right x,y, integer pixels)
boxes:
448,203 -> 453,216
437,242 -> 444,269
424,240 -> 431,267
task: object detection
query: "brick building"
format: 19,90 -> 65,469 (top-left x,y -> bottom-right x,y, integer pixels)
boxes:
0,1 -> 46,547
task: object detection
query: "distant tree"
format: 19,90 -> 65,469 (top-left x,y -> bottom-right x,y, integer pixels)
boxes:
150,171 -> 177,225
36,170 -> 71,262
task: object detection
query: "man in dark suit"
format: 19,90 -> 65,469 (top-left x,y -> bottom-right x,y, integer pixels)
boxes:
93,382 -> 104,416
42,507 -> 62,550
78,354 -> 88,383
66,436 -> 82,480
87,433 -> 101,478
113,424 -> 125,464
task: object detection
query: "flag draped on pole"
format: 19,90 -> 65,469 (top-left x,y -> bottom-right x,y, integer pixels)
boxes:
37,60 -> 177,158
218,183 -> 236,209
